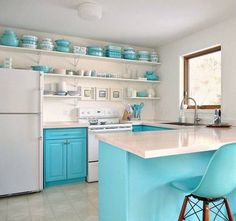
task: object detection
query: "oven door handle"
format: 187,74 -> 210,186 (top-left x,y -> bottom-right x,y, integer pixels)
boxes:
89,128 -> 132,133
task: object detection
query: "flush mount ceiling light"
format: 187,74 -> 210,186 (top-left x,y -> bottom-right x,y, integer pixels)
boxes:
78,1 -> 102,21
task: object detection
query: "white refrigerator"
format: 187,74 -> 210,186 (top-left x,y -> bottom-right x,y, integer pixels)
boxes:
0,69 -> 43,196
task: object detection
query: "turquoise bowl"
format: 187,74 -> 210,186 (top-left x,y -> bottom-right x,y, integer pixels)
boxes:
55,46 -> 70,53
1,37 -> 19,47
87,51 -> 103,57
123,52 -> 136,60
87,46 -> 103,50
2,30 -> 17,37
55,39 -> 71,47
31,65 -> 50,73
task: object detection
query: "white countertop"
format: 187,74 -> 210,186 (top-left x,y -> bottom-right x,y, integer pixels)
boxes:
97,124 -> 236,158
43,121 -> 89,128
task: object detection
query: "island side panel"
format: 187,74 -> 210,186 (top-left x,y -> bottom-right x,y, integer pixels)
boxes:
127,151 -> 215,221
99,141 -> 129,221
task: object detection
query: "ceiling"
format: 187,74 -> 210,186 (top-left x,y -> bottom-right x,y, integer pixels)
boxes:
0,0 -> 236,47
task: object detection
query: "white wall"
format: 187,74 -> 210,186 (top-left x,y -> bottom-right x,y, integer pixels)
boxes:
0,26 -> 159,122
157,16 -> 236,124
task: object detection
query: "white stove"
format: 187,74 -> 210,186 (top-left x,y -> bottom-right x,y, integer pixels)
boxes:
79,108 -> 132,182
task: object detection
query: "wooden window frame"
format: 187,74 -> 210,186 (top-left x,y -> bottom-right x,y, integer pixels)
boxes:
183,46 -> 221,109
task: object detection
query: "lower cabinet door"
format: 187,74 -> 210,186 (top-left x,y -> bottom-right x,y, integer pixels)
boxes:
67,138 -> 87,179
45,139 -> 67,182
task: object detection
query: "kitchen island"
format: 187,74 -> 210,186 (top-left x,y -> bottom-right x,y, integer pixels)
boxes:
97,126 -> 236,221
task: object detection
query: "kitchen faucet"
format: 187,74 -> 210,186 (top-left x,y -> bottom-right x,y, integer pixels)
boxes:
180,97 -> 201,125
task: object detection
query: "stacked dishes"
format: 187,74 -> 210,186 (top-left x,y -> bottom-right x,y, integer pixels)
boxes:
0,30 -> 19,47
149,51 -> 159,62
39,38 -> 54,51
55,39 -> 71,53
73,46 -> 87,55
87,46 -> 103,57
123,47 -> 136,60
21,35 -> 38,49
105,45 -> 122,58
138,51 -> 149,61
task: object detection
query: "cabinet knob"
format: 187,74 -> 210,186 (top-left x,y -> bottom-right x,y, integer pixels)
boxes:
64,140 -> 70,145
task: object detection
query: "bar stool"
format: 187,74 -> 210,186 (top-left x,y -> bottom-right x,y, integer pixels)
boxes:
171,143 -> 236,221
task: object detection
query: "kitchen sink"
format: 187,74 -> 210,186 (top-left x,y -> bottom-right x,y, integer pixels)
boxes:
161,122 -> 204,126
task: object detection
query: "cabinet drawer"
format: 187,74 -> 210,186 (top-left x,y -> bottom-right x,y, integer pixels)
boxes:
44,128 -> 87,140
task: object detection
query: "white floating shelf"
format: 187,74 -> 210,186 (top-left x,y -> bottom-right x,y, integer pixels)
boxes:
43,95 -> 81,99
0,45 -> 161,66
126,97 -> 160,100
44,73 -> 160,84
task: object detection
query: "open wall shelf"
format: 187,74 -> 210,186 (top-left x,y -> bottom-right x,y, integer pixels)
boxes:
44,73 -> 160,84
0,45 -> 161,66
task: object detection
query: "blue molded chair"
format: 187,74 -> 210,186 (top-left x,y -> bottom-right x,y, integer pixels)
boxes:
171,143 -> 236,221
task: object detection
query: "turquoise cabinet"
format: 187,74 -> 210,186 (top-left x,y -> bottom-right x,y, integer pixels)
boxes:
44,128 -> 87,187
45,139 -> 67,182
132,125 -> 172,132
67,138 -> 87,179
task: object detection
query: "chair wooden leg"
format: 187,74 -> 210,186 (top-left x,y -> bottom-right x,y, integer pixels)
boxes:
224,198 -> 234,221
178,196 -> 189,221
203,201 -> 210,221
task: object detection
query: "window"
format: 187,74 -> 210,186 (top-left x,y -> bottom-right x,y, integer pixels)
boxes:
184,46 -> 221,109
